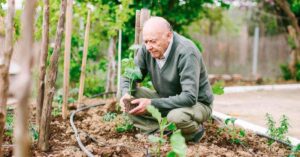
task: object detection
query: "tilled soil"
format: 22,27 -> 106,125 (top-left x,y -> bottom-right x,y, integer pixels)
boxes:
3,98 -> 293,157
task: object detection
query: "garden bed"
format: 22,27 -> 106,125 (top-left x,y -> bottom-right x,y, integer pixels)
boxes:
3,98 -> 294,157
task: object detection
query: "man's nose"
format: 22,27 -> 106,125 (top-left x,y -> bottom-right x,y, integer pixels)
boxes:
146,44 -> 153,50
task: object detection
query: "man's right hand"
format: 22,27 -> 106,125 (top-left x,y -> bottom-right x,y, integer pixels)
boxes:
119,93 -> 132,112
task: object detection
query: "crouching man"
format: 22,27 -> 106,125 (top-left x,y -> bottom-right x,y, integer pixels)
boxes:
120,16 -> 214,142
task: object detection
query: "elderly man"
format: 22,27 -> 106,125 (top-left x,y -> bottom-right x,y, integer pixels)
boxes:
120,16 -> 214,142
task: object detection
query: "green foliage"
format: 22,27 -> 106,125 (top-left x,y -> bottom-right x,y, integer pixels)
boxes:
121,56 -> 142,95
115,113 -> 134,133
4,111 -> 13,137
280,64 -> 293,80
212,81 -> 225,95
265,113 -> 290,146
289,144 -> 300,157
0,0 -> 6,17
30,125 -> 39,141
147,105 -> 186,157
52,92 -> 76,117
218,117 -> 246,144
167,130 -> 187,157
280,62 -> 300,81
103,112 -> 117,122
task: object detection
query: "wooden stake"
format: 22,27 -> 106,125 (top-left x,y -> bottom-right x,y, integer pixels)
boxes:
36,0 -> 50,128
134,10 -> 140,45
14,0 -> 36,156
62,0 -> 73,119
38,0 -> 67,151
138,9 -> 150,45
78,10 -> 91,107
0,0 -> 14,155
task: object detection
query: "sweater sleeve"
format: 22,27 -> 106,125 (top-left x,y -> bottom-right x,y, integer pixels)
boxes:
151,49 -> 200,109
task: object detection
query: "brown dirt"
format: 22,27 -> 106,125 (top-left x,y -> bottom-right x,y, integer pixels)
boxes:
2,98 -> 294,157
123,98 -> 138,113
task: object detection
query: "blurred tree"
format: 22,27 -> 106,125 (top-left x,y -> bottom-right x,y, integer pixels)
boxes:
259,0 -> 300,79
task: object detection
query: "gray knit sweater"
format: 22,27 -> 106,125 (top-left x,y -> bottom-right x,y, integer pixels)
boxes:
121,32 -> 214,111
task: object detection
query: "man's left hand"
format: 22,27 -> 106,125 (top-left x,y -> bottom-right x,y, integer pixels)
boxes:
129,98 -> 151,115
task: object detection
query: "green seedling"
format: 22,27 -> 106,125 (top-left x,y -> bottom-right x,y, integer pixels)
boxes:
103,112 -> 117,122
5,112 -> 14,137
121,57 -> 142,95
218,117 -> 246,144
30,125 -> 39,141
288,144 -> 300,157
265,113 -> 290,146
212,81 -> 225,95
147,105 -> 186,157
167,130 -> 187,157
115,113 -> 134,133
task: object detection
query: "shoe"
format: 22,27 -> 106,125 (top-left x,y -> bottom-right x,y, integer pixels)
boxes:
185,125 -> 205,143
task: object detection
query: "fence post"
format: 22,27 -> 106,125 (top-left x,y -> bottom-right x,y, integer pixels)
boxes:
252,26 -> 259,76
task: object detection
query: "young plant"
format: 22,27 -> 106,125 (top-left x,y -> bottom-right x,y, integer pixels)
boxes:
218,117 -> 246,144
115,113 -> 134,133
265,113 -> 290,145
147,105 -> 187,157
4,112 -> 14,137
212,81 -> 225,95
289,144 -> 300,157
121,57 -> 142,96
103,112 -> 117,122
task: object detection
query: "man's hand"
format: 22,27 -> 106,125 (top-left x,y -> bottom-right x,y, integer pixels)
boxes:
129,98 -> 151,115
119,93 -> 132,112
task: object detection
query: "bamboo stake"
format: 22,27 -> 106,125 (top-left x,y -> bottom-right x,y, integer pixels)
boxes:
116,29 -> 122,100
0,0 -> 14,156
38,0 -> 67,151
63,0 -> 73,119
78,10 -> 91,107
36,0 -> 50,128
14,0 -> 36,156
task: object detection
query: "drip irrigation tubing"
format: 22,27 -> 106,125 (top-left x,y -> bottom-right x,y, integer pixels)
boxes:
70,91 -> 116,157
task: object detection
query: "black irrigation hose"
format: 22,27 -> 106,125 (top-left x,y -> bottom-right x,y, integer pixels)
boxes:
70,102 -> 106,157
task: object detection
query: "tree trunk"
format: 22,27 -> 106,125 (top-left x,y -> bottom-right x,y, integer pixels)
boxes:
275,0 -> 300,75
0,0 -> 14,155
78,10 -> 91,106
14,0 -> 36,156
36,0 -> 50,129
38,0 -> 67,151
63,0 -> 73,119
105,37 -> 117,92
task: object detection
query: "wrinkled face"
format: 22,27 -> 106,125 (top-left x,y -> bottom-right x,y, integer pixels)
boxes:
143,29 -> 172,59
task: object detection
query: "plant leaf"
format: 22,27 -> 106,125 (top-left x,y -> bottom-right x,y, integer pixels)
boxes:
148,135 -> 165,143
167,151 -> 176,157
147,105 -> 161,123
169,130 -> 187,157
212,81 -> 224,95
167,122 -> 177,131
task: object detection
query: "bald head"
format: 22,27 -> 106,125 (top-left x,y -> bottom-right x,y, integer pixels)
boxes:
142,17 -> 173,59
143,16 -> 172,33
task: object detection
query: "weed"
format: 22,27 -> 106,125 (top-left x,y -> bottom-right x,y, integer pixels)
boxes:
265,113 -> 290,146
218,117 -> 246,144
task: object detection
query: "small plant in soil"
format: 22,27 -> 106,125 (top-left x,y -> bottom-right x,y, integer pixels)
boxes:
265,113 -> 290,146
217,117 -> 246,144
4,111 -> 14,137
121,56 -> 142,112
103,112 -> 117,122
147,105 -> 187,157
115,113 -> 134,133
289,144 -> 300,157
212,81 -> 225,95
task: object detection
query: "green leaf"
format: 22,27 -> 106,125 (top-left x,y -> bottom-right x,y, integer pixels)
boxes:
225,117 -> 236,125
167,151 -> 177,157
212,81 -> 224,95
147,105 -> 161,123
167,123 -> 177,131
148,135 -> 166,143
169,130 -> 187,157
239,130 -> 246,137
161,118 -> 168,128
